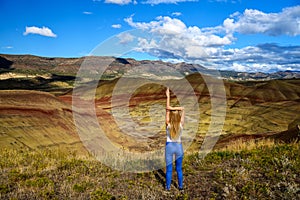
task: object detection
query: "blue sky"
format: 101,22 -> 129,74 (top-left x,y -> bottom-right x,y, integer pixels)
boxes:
0,0 -> 299,72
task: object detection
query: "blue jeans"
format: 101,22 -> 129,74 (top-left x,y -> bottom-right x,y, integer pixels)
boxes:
165,142 -> 184,190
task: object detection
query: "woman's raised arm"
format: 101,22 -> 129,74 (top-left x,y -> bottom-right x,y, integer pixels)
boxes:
180,108 -> 185,126
166,88 -> 170,124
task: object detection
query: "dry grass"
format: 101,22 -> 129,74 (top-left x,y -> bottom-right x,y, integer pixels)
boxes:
0,147 -> 184,199
1,143 -> 299,199
218,138 -> 275,152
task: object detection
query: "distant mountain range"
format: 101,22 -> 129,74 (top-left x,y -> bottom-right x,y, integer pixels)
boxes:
0,54 -> 299,81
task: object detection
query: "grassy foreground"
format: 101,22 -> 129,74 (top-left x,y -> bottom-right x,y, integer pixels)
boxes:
0,143 -> 299,200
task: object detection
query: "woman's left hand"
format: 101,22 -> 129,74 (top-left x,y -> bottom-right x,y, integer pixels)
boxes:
166,87 -> 170,97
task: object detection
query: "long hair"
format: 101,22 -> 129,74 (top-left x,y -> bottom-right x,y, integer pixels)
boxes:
169,110 -> 182,140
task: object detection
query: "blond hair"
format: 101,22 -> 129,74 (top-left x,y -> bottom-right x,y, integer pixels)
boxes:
169,110 -> 182,140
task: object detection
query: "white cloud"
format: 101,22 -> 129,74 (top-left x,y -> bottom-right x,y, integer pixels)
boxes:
117,32 -> 135,44
223,6 -> 300,36
125,15 -> 232,60
23,26 -> 57,38
172,12 -> 182,17
155,16 -> 187,35
125,15 -> 159,30
83,11 -> 93,15
142,0 -> 242,4
104,0 -> 132,5
125,16 -> 233,46
112,24 -> 122,29
206,44 -> 300,72
2,46 -> 13,49
124,6 -> 300,72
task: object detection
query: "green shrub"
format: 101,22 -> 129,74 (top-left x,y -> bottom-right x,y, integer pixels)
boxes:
90,188 -> 116,200
25,177 -> 53,188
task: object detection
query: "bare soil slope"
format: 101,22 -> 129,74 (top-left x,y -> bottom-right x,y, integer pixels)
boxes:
0,73 -> 299,153
64,73 -> 300,152
0,90 -> 83,151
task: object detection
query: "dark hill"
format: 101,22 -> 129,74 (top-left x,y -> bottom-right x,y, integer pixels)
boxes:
0,54 -> 83,75
1,54 -> 299,80
245,79 -> 300,103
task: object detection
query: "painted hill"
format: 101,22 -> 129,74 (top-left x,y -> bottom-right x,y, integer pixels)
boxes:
0,74 -> 299,152
0,54 -> 299,153
67,73 -> 300,152
0,90 -> 84,151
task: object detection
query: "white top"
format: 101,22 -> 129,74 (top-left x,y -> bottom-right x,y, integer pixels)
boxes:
166,123 -> 183,143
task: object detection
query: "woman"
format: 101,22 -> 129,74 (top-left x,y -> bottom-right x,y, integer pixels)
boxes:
165,87 -> 185,191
